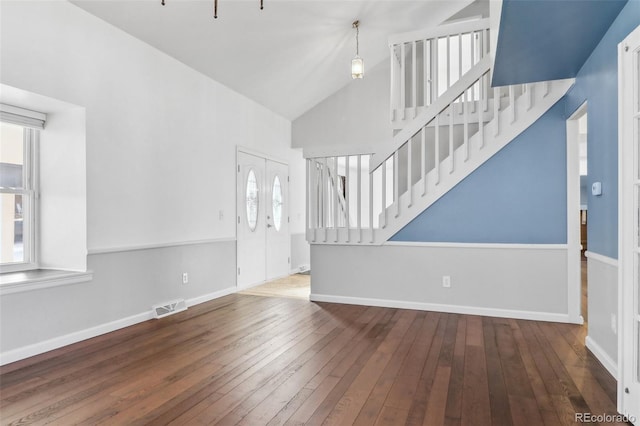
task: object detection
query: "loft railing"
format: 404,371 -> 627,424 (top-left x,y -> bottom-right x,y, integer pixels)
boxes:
389,18 -> 490,123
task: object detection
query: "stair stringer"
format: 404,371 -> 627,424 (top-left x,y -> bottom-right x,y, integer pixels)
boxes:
373,78 -> 575,245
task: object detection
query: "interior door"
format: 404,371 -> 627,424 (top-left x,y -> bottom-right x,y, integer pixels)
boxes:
620,24 -> 640,423
266,160 -> 289,280
237,151 -> 266,289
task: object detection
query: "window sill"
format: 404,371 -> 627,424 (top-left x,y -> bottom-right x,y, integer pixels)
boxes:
0,269 -> 93,296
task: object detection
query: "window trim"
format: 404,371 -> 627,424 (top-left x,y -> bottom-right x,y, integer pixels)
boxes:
0,124 -> 39,273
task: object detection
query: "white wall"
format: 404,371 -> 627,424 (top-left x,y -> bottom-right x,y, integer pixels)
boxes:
585,253 -> 618,376
0,1 -> 292,251
288,148 -> 310,271
39,105 -> 87,271
292,59 -> 392,155
311,243 -> 573,323
0,0 -> 301,358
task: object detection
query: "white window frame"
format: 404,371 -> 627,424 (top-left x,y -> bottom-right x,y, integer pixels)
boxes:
0,122 -> 39,273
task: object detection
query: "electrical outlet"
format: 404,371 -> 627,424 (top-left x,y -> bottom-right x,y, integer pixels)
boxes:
219,210 -> 224,220
442,275 -> 451,288
611,313 -> 617,334
182,272 -> 189,284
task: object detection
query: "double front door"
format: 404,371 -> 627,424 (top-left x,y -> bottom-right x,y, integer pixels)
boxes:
236,150 -> 289,289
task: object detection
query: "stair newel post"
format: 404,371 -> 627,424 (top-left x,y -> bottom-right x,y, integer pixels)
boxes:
381,158 -> 387,228
400,42 -> 406,120
433,38 -> 439,104
394,151 -> 400,218
333,156 -> 338,242
458,33 -> 463,90
421,126 -> 427,196
509,85 -> 516,124
345,156 -> 350,243
322,157 -> 327,242
494,87 -> 500,137
412,41 -> 417,117
357,155 -> 362,243
423,39 -> 429,108
463,87 -> 469,162
449,103 -> 455,173
390,44 -> 397,121
407,137 -> 413,208
435,113 -> 440,184
479,73 -> 485,149
369,154 -> 374,243
470,33 -> 477,114
306,159 -> 313,242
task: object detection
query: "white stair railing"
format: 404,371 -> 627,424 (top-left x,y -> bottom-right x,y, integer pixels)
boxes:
389,18 -> 490,125
306,58 -> 571,245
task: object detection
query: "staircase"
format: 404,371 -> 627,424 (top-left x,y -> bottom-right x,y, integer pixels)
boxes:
305,19 -> 574,246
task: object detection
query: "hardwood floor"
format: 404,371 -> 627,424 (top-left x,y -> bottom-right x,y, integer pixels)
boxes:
239,274 -> 310,300
0,287 -> 624,425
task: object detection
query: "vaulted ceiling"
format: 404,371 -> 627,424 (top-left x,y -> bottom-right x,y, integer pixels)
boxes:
70,0 -> 474,120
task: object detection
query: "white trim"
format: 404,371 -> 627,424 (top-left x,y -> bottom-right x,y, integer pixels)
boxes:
309,293 -> 579,324
384,241 -> 568,250
566,103 -> 587,332
585,335 -> 618,378
585,251 -> 619,267
186,286 -> 236,307
87,237 -> 235,255
237,146 -> 287,166
0,285 -> 236,366
0,310 -> 153,366
0,270 -> 93,296
617,26 -> 640,419
388,18 -> 489,47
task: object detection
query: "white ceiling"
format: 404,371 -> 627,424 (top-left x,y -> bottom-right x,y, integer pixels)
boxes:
71,0 -> 473,120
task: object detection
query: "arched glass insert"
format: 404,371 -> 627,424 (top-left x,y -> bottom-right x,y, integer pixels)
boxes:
246,169 -> 258,231
272,175 -> 282,231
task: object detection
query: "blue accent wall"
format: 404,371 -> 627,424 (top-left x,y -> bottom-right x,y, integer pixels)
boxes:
566,0 -> 640,259
493,0 -> 627,86
391,100 -> 568,244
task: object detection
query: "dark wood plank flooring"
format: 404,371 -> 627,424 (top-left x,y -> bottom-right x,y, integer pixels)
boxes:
0,292 -> 624,425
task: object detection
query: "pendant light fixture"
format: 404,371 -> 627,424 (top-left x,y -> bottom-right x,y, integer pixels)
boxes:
351,20 -> 364,79
161,0 -> 264,19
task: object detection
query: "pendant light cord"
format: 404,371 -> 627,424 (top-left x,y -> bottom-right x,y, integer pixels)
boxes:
353,21 -> 360,56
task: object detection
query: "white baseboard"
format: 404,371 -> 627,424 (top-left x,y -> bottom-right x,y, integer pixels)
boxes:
585,335 -> 618,378
186,286 -> 235,307
0,285 -> 236,366
290,264 -> 310,275
309,293 -> 577,324
0,310 -> 154,366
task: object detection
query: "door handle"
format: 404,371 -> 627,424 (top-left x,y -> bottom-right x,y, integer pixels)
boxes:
267,224 -> 273,228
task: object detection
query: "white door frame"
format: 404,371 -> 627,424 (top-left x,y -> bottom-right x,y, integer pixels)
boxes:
566,102 -> 587,325
618,25 -> 640,422
236,146 -> 289,288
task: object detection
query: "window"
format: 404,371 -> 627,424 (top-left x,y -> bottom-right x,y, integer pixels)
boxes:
1,106 -> 42,273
